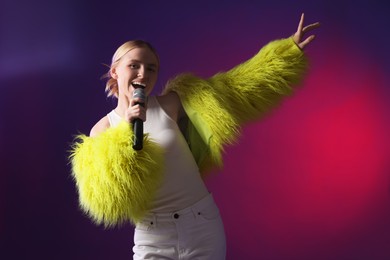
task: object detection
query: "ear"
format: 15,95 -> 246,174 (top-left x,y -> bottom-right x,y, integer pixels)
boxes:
110,68 -> 118,79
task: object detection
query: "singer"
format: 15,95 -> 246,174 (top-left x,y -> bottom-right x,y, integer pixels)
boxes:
69,14 -> 320,259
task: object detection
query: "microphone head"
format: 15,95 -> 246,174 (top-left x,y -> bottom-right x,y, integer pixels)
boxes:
133,88 -> 146,102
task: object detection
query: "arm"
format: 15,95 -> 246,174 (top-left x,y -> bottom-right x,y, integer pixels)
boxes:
163,37 -> 306,173
69,121 -> 164,227
163,14 -> 319,174
211,13 -> 320,123
209,37 -> 307,124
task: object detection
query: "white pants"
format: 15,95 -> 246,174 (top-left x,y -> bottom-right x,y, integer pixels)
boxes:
133,193 -> 226,260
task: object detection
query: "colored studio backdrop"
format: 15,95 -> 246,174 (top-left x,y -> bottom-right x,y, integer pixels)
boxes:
1,1 -> 389,259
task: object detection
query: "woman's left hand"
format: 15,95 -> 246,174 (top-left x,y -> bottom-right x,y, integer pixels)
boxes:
292,13 -> 320,50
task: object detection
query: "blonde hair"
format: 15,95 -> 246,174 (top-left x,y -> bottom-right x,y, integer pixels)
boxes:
102,40 -> 159,98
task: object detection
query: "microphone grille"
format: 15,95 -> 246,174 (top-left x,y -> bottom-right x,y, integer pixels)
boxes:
133,88 -> 146,100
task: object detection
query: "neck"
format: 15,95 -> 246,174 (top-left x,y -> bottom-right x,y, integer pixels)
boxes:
114,96 -> 129,119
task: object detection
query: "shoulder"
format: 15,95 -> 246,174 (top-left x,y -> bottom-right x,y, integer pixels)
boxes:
89,116 -> 110,137
156,92 -> 186,122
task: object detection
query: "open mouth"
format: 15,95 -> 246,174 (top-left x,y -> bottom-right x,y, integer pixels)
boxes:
131,82 -> 146,89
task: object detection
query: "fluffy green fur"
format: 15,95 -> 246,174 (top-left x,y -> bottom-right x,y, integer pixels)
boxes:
164,37 -> 307,174
69,37 -> 307,227
69,121 -> 164,227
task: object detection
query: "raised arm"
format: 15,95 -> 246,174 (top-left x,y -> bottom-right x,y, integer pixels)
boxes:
208,13 -> 320,123
163,14 -> 320,174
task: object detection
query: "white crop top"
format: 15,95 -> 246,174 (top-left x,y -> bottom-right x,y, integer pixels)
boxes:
107,96 -> 209,212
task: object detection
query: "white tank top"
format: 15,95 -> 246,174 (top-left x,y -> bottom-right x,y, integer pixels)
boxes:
107,96 -> 209,212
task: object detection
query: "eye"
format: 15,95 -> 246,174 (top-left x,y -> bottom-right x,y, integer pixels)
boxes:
129,64 -> 140,69
147,67 -> 157,73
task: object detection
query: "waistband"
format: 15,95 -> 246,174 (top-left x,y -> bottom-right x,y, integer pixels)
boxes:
139,193 -> 215,224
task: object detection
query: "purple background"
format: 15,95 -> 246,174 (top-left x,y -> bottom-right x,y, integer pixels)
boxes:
1,0 -> 390,259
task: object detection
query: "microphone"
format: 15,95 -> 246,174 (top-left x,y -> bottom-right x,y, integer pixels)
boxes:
132,87 -> 146,150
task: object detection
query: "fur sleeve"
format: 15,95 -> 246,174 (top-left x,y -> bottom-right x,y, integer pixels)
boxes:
69,121 -> 164,227
163,37 -> 307,174
209,37 -> 307,123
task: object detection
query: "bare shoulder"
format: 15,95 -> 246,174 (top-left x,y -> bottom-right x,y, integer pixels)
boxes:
89,116 -> 110,137
156,92 -> 186,122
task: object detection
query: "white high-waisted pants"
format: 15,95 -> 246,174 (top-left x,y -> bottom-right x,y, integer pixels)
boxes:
133,193 -> 226,260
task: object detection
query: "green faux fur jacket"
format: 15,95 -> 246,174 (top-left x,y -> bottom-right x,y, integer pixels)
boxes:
69,37 -> 307,227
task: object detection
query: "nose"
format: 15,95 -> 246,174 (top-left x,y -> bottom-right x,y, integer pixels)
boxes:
137,66 -> 146,78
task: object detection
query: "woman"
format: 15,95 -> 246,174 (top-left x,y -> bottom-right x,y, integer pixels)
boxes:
70,13 -> 320,259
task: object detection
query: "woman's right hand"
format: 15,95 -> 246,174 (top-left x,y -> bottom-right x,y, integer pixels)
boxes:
125,98 -> 146,123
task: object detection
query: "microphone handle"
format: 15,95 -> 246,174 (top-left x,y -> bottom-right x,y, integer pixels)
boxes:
132,118 -> 143,150
132,83 -> 145,150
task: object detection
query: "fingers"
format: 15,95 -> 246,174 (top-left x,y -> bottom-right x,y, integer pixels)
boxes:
126,105 -> 146,122
299,35 -> 316,49
126,99 -> 147,123
297,13 -> 305,35
294,13 -> 320,49
130,98 -> 143,107
302,22 -> 321,34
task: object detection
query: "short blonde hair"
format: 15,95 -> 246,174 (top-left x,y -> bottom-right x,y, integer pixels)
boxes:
102,40 -> 159,98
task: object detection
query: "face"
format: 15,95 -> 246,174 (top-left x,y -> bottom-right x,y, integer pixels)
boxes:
111,47 -> 159,99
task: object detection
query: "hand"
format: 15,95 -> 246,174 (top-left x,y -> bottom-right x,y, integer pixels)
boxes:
292,13 -> 320,50
125,98 -> 146,123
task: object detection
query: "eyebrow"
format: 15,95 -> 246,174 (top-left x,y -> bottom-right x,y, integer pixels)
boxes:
129,59 -> 158,67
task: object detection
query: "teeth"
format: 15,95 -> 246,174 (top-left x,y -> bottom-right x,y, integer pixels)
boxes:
132,82 -> 146,88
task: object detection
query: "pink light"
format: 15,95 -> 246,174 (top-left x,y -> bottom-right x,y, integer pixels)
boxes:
207,40 -> 390,257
